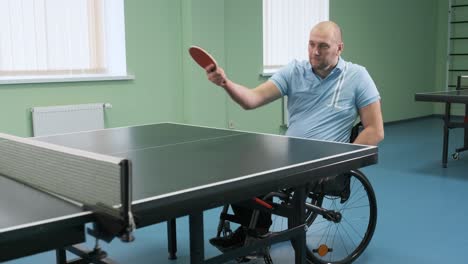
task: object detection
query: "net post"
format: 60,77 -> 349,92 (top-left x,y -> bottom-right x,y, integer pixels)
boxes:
119,159 -> 135,242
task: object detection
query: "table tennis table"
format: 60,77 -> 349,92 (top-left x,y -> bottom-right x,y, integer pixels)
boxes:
0,122 -> 378,264
415,89 -> 468,167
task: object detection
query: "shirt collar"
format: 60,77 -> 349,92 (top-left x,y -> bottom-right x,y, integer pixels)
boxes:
333,57 -> 346,73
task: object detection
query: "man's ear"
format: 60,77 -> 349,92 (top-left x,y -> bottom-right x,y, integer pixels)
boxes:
337,42 -> 344,54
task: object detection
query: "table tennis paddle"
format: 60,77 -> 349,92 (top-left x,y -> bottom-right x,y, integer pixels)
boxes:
188,45 -> 218,72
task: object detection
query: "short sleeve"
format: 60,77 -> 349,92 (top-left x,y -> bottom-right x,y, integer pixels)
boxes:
355,67 -> 380,109
269,61 -> 297,96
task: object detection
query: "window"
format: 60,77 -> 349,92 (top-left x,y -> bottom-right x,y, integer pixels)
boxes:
262,0 -> 329,76
0,0 -> 131,84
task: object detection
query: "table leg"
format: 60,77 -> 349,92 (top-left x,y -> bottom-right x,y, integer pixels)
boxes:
453,104 -> 468,156
442,103 -> 451,168
291,187 -> 306,264
464,104 -> 468,148
167,218 -> 177,260
56,249 -> 67,264
189,212 -> 205,263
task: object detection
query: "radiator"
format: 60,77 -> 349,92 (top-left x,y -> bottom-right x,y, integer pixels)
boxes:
31,103 -> 111,136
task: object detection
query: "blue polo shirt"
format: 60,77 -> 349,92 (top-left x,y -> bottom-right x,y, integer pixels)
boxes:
270,57 -> 380,142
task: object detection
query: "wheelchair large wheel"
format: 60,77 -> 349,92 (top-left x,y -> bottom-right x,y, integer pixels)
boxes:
270,170 -> 377,264
304,170 -> 377,264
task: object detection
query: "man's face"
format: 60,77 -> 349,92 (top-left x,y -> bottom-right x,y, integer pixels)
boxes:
308,28 -> 343,71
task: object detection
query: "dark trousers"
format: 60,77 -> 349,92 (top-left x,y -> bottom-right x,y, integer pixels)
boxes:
231,197 -> 272,229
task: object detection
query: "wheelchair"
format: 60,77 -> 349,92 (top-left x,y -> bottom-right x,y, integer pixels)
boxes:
212,123 -> 378,264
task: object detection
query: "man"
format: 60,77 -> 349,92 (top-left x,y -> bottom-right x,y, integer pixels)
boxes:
206,21 -> 384,250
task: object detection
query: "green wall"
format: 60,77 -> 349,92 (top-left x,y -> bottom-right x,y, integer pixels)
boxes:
332,0 -> 438,121
182,0 -> 229,128
225,0 -> 283,134
0,0 -> 185,136
222,0 -> 441,130
0,0 -> 447,137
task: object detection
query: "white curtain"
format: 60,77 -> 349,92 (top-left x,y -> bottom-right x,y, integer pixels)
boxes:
263,0 -> 329,70
0,0 -> 105,75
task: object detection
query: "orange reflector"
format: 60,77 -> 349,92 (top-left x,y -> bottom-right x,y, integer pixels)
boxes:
317,244 -> 329,257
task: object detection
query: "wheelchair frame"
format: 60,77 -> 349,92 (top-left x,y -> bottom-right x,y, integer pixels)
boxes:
213,122 -> 378,264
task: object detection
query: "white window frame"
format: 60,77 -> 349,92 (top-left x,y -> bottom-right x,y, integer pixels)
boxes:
262,0 -> 329,76
0,0 -> 133,85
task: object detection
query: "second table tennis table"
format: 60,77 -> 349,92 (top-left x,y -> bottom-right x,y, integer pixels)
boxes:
415,89 -> 468,167
0,122 -> 378,263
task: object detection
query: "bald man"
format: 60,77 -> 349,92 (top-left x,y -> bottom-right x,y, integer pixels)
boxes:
207,21 -> 384,250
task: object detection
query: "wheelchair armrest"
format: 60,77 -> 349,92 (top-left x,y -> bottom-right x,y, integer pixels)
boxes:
261,191 -> 290,201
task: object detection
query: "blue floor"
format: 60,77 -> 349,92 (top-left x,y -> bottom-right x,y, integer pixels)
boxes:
5,117 -> 468,263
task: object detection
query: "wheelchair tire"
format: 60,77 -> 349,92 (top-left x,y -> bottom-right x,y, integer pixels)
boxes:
303,169 -> 377,264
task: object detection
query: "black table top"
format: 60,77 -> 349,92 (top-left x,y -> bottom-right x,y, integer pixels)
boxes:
1,122 -> 378,232
415,89 -> 468,104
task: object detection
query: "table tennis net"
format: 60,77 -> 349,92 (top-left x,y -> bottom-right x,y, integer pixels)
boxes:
0,133 -> 129,217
